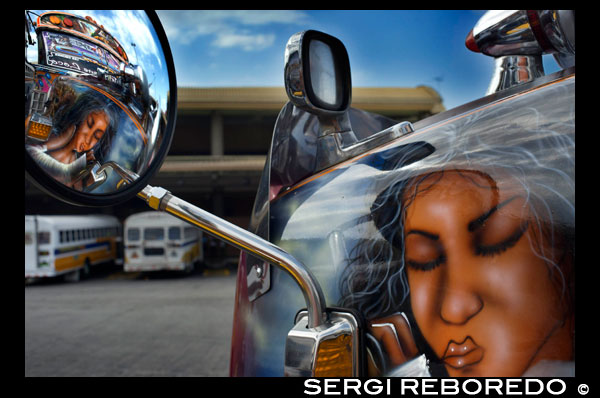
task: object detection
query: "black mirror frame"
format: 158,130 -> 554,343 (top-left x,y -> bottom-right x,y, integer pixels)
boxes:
284,30 -> 351,115
301,30 -> 351,112
25,10 -> 177,207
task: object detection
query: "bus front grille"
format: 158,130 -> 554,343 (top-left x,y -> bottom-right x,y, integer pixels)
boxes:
144,248 -> 164,256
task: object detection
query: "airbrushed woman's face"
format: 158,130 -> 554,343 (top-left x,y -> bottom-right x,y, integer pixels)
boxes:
402,171 -> 572,377
72,110 -> 109,154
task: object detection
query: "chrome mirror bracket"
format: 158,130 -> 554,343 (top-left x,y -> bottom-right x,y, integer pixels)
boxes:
315,119 -> 415,172
247,260 -> 271,302
486,54 -> 545,94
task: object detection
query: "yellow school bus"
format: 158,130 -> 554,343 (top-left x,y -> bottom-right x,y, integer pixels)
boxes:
25,214 -> 122,282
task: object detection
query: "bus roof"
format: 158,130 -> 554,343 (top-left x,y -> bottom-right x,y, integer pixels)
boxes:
36,11 -> 129,64
25,214 -> 120,227
124,211 -> 190,227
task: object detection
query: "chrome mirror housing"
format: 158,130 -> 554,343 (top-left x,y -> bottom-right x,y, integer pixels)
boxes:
466,10 -> 574,93
466,10 -> 575,63
25,10 -> 177,206
284,30 -> 351,115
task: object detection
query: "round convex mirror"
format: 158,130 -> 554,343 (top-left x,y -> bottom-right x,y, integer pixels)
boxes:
25,10 -> 176,206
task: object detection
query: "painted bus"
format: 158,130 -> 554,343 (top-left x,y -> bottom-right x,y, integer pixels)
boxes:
124,211 -> 203,273
25,214 -> 122,281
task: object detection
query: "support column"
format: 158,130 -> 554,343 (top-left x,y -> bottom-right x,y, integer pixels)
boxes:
210,111 -> 224,156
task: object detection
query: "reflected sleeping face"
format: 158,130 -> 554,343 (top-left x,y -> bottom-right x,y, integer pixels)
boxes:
402,170 -> 572,377
72,110 -> 109,154
46,110 -> 110,166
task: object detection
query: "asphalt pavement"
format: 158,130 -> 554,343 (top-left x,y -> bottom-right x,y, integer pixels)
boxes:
25,266 -> 237,377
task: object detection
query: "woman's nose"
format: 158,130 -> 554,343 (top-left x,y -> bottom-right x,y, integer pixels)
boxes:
80,132 -> 96,152
438,269 -> 483,325
85,130 -> 96,146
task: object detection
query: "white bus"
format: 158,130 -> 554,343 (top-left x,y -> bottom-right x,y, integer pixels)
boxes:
124,211 -> 203,273
25,214 -> 122,281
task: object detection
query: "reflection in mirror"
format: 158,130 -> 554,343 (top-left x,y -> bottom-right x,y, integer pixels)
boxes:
308,39 -> 338,108
25,10 -> 172,194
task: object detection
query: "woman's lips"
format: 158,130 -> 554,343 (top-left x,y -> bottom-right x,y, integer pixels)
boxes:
442,337 -> 484,369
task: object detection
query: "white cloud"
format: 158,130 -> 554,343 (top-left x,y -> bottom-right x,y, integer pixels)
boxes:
157,10 -> 310,50
213,32 -> 275,51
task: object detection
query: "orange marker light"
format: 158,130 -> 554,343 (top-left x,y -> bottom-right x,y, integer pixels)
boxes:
465,29 -> 479,52
49,15 -> 61,25
314,334 -> 353,377
27,120 -> 52,140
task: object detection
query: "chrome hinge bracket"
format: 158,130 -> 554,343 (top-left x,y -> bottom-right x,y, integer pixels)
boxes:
316,121 -> 414,172
247,260 -> 270,302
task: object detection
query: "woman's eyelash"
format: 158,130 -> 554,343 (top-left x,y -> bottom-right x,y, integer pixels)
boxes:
406,221 -> 530,269
406,255 -> 446,271
475,221 -> 529,257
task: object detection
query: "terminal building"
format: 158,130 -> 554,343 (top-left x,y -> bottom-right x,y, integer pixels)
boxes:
25,86 -> 444,265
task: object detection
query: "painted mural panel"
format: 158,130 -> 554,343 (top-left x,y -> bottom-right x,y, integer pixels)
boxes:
258,75 -> 575,377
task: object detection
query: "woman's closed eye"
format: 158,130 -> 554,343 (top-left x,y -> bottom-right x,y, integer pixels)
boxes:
474,219 -> 529,257
404,231 -> 445,271
93,129 -> 104,141
471,196 -> 529,257
404,196 -> 530,270
406,254 -> 446,271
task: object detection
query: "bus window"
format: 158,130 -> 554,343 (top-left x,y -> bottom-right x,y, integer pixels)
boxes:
127,228 -> 140,241
144,228 -> 164,241
184,227 -> 197,240
38,231 -> 50,244
168,226 -> 181,240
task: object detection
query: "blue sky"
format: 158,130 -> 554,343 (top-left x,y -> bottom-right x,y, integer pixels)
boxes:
156,10 -> 561,111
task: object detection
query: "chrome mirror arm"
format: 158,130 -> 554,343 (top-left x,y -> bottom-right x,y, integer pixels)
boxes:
99,161 -> 140,184
74,161 -> 140,192
137,184 -> 328,329
136,181 -> 357,376
84,161 -> 327,329
81,163 -> 327,326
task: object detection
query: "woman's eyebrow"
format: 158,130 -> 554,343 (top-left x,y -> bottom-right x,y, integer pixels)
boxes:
468,195 -> 520,232
406,230 -> 439,241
